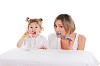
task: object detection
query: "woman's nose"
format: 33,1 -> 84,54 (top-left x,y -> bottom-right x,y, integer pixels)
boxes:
55,27 -> 60,32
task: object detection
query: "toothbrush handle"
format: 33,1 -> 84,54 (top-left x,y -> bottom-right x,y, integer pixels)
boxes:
56,32 -> 72,41
62,35 -> 72,41
66,38 -> 72,41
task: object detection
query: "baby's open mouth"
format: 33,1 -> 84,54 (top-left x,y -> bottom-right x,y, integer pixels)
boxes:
32,32 -> 36,34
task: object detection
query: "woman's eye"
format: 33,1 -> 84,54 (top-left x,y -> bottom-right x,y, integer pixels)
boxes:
54,25 -> 57,28
60,26 -> 63,28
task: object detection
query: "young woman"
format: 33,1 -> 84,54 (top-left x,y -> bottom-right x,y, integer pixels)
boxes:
48,14 -> 86,50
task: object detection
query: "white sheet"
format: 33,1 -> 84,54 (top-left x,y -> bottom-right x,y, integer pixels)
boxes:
0,48 -> 99,66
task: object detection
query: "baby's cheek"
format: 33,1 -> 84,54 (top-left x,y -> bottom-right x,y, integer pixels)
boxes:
27,30 -> 32,34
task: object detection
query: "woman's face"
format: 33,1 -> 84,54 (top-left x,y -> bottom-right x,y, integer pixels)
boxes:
28,22 -> 41,37
54,20 -> 67,38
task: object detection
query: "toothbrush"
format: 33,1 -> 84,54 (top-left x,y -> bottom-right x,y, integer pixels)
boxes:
56,32 -> 72,41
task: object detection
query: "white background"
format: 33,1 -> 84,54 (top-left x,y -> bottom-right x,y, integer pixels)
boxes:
0,0 -> 100,64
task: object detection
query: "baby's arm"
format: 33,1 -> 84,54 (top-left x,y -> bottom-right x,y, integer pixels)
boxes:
17,38 -> 25,48
17,32 -> 29,48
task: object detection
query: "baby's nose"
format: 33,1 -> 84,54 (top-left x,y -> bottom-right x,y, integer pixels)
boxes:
32,28 -> 36,30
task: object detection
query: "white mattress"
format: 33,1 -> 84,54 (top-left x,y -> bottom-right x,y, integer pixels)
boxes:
0,48 -> 99,66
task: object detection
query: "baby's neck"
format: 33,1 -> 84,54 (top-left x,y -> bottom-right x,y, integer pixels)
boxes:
32,34 -> 40,38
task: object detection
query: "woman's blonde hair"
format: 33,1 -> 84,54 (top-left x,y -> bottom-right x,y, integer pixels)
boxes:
54,14 -> 76,34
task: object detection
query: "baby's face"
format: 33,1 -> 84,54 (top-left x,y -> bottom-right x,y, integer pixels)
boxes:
54,20 -> 67,38
28,22 -> 41,38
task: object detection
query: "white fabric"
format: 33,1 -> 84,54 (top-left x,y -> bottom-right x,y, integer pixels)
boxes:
22,35 -> 49,49
0,48 -> 99,66
73,34 -> 79,50
48,33 -> 61,49
48,33 -> 79,49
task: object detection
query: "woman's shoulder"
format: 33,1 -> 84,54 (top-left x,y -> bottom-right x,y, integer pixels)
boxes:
71,33 -> 86,41
76,33 -> 86,50
78,34 -> 86,39
77,33 -> 86,42
72,33 -> 85,39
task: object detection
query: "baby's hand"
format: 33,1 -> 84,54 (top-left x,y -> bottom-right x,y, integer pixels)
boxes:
39,44 -> 47,50
25,30 -> 31,34
21,30 -> 30,38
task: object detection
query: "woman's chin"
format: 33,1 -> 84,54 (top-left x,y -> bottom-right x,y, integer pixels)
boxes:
56,35 -> 61,38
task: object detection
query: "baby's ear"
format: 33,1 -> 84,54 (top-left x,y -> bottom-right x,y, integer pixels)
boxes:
39,18 -> 43,21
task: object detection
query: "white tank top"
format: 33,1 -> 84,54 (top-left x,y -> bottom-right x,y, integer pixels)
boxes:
72,34 -> 79,50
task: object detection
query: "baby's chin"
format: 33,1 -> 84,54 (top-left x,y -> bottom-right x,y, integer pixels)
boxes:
31,34 -> 39,38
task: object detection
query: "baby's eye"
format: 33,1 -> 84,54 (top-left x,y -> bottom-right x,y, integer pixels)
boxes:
31,27 -> 33,28
35,27 -> 38,28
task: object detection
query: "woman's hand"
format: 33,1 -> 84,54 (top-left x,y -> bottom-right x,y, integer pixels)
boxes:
66,44 -> 73,50
66,38 -> 74,50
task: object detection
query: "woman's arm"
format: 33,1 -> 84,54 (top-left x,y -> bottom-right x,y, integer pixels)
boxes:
77,35 -> 86,50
